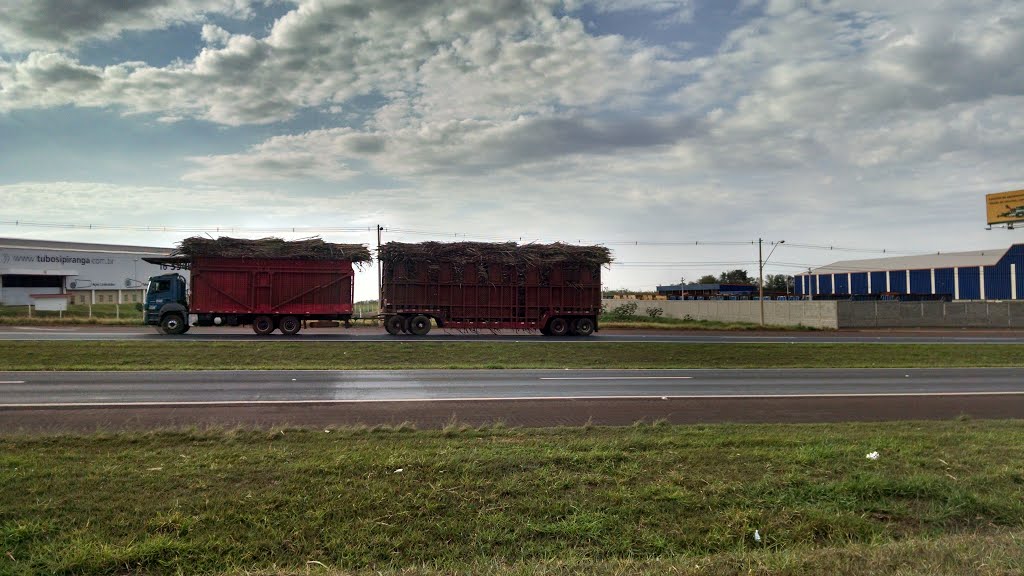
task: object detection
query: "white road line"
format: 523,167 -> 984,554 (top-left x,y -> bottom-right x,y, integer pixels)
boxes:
2,390 -> 1023,408
0,381 -> 26,384
540,376 -> 694,380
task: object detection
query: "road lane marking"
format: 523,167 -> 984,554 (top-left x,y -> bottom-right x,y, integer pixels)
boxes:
540,376 -> 694,380
2,390 -> 1024,408
0,381 -> 26,384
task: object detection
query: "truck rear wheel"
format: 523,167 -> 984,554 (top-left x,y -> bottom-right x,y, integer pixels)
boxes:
384,315 -> 403,335
547,317 -> 569,337
408,315 -> 432,336
160,314 -> 186,335
279,316 -> 301,336
252,315 -> 275,336
573,317 -> 595,337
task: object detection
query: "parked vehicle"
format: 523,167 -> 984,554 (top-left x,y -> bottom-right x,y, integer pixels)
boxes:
143,237 -> 370,335
378,241 -> 611,336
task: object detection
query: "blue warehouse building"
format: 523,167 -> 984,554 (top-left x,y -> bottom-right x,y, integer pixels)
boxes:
795,245 -> 1024,301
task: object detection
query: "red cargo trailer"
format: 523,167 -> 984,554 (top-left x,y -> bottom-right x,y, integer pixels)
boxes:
379,242 -> 608,336
144,256 -> 356,335
190,257 -> 354,329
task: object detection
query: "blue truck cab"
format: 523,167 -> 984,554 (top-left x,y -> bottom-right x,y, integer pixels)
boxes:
144,273 -> 190,334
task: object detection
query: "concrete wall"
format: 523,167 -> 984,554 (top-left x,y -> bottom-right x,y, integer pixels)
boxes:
603,299 -> 839,329
837,300 -> 1024,328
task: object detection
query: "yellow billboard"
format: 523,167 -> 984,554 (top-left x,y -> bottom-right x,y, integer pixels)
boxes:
986,189 -> 1024,225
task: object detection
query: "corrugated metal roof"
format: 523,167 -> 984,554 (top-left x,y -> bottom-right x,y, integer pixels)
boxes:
0,237 -> 172,255
810,247 -> 1010,275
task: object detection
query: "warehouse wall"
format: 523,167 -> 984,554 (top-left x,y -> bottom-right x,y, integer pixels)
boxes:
837,301 -> 1024,328
603,299 -> 839,329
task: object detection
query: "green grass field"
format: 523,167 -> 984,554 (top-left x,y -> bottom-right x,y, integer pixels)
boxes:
0,304 -> 143,325
1,421 -> 1022,575
1,341 -> 1023,371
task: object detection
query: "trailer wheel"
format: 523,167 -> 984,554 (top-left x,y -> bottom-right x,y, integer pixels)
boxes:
573,317 -> 595,337
160,314 -> 186,335
384,315 -> 403,335
547,317 -> 569,337
400,316 -> 411,334
252,315 -> 275,336
280,316 -> 301,336
408,315 -> 432,336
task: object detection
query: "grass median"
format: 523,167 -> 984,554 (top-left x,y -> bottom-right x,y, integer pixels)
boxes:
2,341 -> 1024,371
1,420 -> 1023,575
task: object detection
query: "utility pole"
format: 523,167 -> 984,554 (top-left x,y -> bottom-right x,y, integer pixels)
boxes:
758,239 -> 764,325
808,267 -> 813,301
759,239 -> 785,326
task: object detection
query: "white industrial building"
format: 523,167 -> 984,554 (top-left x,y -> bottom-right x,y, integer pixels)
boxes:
0,237 -> 175,306
795,244 -> 1024,300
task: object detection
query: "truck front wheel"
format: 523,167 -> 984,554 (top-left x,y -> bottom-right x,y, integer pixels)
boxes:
252,315 -> 275,336
160,314 -> 187,335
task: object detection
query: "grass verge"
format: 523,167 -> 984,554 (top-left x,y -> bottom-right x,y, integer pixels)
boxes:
1,421 -> 1022,575
2,341 -> 1024,370
599,314 -> 816,331
0,304 -> 143,326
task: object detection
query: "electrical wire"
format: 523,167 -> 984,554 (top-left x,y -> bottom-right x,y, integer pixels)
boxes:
1,219 -> 997,261
0,220 -> 374,234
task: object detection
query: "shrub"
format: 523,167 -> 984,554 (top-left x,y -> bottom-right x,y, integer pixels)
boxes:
646,307 -> 664,318
609,302 -> 638,319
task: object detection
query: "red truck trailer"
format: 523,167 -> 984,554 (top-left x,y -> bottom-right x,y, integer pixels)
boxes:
379,241 -> 610,336
144,237 -> 370,335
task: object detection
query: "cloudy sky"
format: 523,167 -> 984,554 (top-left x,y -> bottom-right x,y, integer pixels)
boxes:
2,0 -> 1022,298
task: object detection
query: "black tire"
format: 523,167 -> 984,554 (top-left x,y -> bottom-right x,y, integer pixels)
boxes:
384,315 -> 403,335
252,315 -> 275,336
160,314 -> 186,335
547,317 -> 569,337
573,317 -> 595,337
408,315 -> 432,336
539,326 -> 552,336
279,316 -> 301,336
400,316 -> 411,334
181,325 -> 191,334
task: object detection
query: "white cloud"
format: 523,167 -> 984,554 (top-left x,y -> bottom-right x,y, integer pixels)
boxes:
0,0 -> 253,53
576,0 -> 695,22
0,0 -> 690,126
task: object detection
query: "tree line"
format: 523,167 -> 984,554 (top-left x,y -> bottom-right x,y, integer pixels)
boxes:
692,269 -> 794,291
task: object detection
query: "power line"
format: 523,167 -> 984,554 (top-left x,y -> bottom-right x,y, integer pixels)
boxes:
1,219 -> 989,257
0,220 -> 374,234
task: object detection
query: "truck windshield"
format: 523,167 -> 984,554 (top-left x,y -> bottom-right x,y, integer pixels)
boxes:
149,279 -> 170,293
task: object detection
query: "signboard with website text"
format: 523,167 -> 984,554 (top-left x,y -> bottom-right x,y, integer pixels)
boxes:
0,247 -> 182,289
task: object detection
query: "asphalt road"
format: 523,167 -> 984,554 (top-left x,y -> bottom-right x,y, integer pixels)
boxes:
3,326 -> 1024,343
2,368 -> 1022,406
2,368 -> 1022,432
